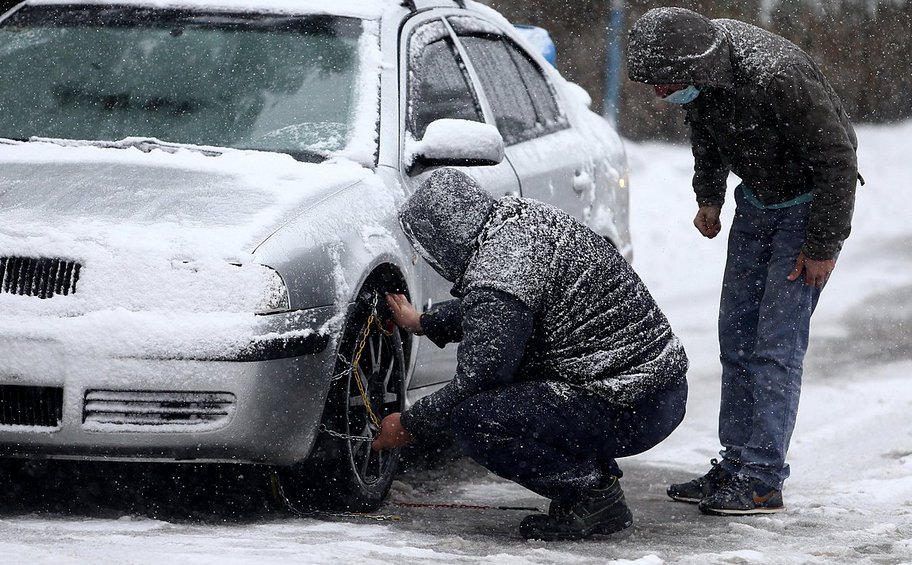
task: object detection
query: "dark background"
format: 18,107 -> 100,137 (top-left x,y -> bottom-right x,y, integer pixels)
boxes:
1,0 -> 908,140
483,0 -> 912,140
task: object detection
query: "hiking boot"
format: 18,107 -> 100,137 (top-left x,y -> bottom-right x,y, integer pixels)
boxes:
519,477 -> 633,541
545,498 -> 573,518
698,473 -> 784,515
667,458 -> 732,503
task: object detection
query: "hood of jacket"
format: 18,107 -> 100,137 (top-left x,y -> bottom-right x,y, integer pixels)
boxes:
627,7 -> 734,88
398,168 -> 494,284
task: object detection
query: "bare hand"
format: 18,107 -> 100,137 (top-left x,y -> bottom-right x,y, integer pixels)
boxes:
787,251 -> 835,289
694,206 -> 722,239
386,293 -> 423,335
371,413 -> 413,451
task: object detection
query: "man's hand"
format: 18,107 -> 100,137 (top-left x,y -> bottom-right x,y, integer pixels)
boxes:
694,205 -> 722,239
788,251 -> 836,289
371,413 -> 413,451
386,293 -> 424,335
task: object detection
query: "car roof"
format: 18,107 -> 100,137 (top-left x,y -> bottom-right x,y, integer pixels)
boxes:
18,1 -> 513,30
22,0 -> 401,19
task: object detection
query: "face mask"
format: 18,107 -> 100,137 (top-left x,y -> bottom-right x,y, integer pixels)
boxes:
662,85 -> 701,104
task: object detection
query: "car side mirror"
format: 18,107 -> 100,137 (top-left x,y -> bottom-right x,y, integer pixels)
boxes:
408,119 -> 505,174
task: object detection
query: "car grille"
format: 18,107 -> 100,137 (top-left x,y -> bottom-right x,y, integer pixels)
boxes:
0,385 -> 64,428
0,256 -> 81,299
83,390 -> 236,431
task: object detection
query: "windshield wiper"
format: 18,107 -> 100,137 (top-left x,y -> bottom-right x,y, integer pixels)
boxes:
228,146 -> 328,163
278,149 -> 328,163
28,136 -> 224,157
23,137 -> 329,162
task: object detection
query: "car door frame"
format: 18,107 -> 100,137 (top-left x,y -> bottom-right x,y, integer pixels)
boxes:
448,14 -> 631,252
445,16 -> 608,224
392,8 -> 522,392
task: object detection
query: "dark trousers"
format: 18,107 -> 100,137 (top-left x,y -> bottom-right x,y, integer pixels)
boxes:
449,379 -> 687,502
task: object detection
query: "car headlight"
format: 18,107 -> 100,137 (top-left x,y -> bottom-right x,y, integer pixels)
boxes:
254,265 -> 290,315
163,260 -> 291,314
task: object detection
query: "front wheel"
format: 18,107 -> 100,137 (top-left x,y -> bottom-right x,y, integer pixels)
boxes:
274,294 -> 406,512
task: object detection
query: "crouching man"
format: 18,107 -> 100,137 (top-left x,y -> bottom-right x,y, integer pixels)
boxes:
371,168 -> 688,541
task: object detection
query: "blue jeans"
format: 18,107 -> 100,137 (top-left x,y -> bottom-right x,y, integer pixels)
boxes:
449,379 -> 687,502
717,186 -> 823,489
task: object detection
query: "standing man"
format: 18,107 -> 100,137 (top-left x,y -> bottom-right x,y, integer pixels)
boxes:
372,168 -> 688,541
627,8 -> 859,515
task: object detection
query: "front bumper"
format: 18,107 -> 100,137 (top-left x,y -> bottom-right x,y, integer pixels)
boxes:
0,305 -> 342,465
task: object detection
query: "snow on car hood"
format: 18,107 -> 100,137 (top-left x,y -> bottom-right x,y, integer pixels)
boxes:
0,142 -> 378,359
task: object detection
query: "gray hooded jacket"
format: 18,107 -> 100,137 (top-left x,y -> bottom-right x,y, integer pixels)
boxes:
399,169 -> 688,437
628,7 -> 858,260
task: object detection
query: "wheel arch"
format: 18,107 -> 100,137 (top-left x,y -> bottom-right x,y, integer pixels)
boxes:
345,259 -> 417,370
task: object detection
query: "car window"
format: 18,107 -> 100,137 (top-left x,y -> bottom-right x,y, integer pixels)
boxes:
0,6 -> 370,160
506,41 -> 564,130
457,35 -> 537,145
458,34 -> 567,145
449,14 -> 568,146
407,22 -> 483,139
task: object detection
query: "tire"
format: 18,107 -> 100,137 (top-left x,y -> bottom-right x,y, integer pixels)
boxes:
274,291 -> 406,512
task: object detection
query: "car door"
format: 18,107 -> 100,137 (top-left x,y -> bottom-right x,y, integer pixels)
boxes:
449,17 -> 597,222
398,14 -> 520,389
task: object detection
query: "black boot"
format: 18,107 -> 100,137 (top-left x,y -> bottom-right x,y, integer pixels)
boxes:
667,458 -> 732,503
519,477 -> 633,541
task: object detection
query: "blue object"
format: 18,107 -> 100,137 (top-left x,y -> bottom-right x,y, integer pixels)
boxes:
603,1 -> 625,127
513,25 -> 557,66
662,85 -> 701,104
741,183 -> 814,209
717,187 -> 823,489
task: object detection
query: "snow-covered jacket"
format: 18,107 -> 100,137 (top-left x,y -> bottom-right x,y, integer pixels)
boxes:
627,7 -> 858,260
398,169 -> 688,437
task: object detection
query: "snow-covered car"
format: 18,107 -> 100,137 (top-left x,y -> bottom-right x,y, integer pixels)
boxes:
0,0 -> 631,510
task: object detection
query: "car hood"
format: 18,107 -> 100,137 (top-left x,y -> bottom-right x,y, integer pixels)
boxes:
0,142 -> 375,326
0,142 -> 372,260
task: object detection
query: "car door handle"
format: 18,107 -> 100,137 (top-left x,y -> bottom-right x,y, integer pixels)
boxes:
572,171 -> 587,194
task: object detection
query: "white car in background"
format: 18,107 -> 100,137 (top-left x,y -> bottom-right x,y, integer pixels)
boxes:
0,0 -> 631,511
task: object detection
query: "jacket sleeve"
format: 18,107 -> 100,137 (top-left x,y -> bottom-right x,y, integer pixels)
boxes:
420,299 -> 464,348
400,288 -> 534,438
769,64 -> 858,260
688,115 -> 729,208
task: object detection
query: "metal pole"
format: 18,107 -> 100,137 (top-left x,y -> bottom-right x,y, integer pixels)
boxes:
603,0 -> 625,128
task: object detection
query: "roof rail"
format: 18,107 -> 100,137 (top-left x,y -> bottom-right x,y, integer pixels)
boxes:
402,0 -> 467,13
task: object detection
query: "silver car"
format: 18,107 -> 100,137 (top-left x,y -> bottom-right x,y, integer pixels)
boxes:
0,0 -> 630,511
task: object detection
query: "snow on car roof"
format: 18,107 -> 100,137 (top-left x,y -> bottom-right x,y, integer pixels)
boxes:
24,0 -> 400,19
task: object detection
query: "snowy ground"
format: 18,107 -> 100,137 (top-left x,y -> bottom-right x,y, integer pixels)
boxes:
1,121 -> 910,564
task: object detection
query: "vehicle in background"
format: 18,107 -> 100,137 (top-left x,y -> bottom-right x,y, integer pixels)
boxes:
0,0 -> 630,511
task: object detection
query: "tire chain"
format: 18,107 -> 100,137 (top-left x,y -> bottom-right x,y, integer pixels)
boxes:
269,471 -> 401,522
319,424 -> 374,443
320,292 -> 389,443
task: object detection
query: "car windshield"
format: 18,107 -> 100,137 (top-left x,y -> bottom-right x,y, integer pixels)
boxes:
0,6 -> 369,161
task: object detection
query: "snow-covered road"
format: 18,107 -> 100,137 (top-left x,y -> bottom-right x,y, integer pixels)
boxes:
1,121 -> 910,565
